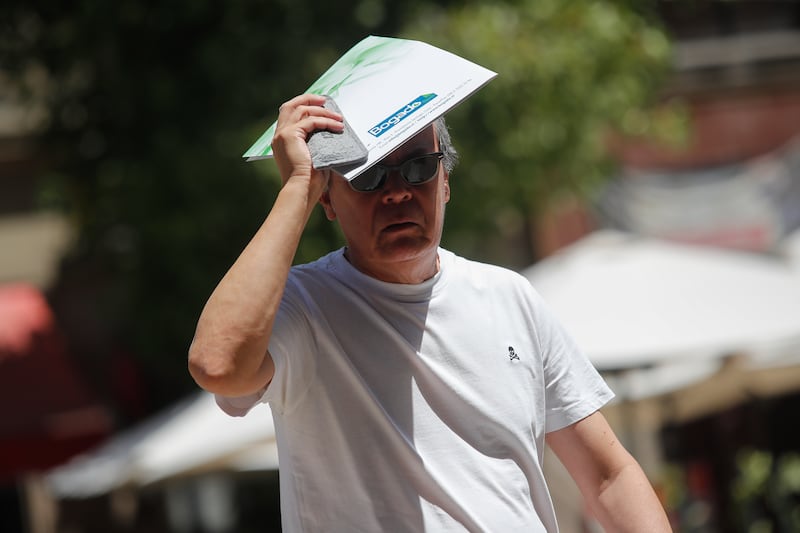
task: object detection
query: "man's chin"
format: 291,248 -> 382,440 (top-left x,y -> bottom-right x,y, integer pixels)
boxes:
376,236 -> 434,262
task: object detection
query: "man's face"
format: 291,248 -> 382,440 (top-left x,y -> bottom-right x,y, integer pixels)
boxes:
319,125 -> 450,282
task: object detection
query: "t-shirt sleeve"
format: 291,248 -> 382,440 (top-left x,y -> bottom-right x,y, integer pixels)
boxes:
215,274 -> 316,416
215,389 -> 267,417
528,285 -> 615,433
260,276 -> 317,414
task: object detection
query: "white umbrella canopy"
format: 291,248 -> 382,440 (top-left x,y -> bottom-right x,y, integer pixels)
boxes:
521,231 -> 800,374
47,392 -> 277,498
133,393 -> 277,484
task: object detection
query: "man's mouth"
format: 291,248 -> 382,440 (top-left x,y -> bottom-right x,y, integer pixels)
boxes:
383,221 -> 417,232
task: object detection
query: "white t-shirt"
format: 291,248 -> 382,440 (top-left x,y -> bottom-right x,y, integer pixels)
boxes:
218,248 -> 613,532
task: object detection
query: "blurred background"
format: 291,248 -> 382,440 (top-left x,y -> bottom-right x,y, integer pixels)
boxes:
1,0 -> 799,531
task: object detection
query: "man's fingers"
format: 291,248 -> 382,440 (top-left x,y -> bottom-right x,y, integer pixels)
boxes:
282,104 -> 341,125
298,115 -> 345,135
279,93 -> 327,111
272,116 -> 344,155
277,95 -> 343,127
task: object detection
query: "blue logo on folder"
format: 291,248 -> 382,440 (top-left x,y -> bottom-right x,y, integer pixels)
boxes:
368,94 -> 437,138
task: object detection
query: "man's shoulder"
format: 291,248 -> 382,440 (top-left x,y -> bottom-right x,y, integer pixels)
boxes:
441,249 -> 531,289
443,248 -> 525,277
283,249 -> 349,297
290,248 -> 345,276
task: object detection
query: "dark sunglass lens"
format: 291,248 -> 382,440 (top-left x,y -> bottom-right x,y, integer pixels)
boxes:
403,155 -> 439,184
350,168 -> 385,192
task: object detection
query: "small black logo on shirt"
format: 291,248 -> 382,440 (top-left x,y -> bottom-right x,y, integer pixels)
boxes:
508,346 -> 520,361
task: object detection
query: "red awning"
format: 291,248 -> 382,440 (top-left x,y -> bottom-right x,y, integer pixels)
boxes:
0,283 -> 112,481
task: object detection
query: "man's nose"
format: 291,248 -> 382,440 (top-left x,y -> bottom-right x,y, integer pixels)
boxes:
381,171 -> 412,203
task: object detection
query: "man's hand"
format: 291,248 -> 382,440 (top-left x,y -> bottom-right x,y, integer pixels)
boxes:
271,94 -> 344,203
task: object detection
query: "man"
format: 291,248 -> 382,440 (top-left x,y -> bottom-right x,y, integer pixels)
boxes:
189,94 -> 672,532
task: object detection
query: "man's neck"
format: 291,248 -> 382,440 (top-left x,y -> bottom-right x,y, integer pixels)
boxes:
343,248 -> 440,284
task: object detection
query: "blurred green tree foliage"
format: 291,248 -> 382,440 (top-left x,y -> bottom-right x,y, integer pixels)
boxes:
732,449 -> 800,532
0,0 -> 673,413
404,0 -> 681,263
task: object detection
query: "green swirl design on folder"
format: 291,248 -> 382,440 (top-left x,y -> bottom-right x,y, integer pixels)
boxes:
308,37 -> 405,98
244,36 -> 410,159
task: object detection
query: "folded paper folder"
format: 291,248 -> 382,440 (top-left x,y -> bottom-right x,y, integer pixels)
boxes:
243,35 -> 497,181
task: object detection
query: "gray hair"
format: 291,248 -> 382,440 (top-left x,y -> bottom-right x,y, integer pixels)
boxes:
433,116 -> 458,173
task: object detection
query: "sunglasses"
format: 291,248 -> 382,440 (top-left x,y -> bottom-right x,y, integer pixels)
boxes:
348,152 -> 444,192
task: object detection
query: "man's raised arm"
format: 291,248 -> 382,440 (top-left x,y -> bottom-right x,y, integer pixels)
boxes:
188,94 -> 343,397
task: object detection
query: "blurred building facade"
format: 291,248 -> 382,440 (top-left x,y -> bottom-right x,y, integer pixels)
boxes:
539,2 -> 800,256
600,2 -> 800,252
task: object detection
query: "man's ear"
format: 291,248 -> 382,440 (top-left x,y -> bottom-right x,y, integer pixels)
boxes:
443,171 -> 451,203
319,189 -> 337,221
